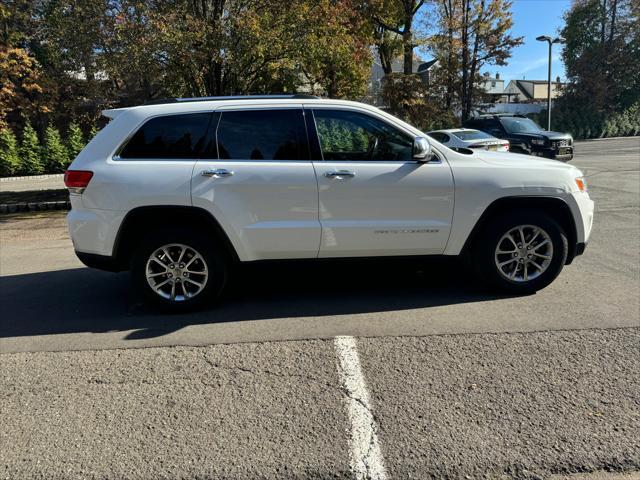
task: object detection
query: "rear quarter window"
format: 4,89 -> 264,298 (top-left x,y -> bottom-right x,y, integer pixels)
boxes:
119,113 -> 213,159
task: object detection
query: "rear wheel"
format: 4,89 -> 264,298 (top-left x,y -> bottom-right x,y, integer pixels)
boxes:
472,210 -> 568,294
131,229 -> 227,311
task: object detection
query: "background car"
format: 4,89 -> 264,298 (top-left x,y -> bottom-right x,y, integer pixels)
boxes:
464,114 -> 574,161
427,128 -> 509,152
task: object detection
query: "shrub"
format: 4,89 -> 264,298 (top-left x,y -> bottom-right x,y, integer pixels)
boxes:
19,122 -> 45,175
0,128 -> 21,176
43,126 -> 70,172
534,100 -> 640,140
67,122 -> 85,161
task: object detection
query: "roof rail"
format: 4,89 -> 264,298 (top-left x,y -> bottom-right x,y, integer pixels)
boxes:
473,113 -> 529,119
143,94 -> 319,106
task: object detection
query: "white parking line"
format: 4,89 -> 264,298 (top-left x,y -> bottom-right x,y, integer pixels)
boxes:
334,336 -> 387,480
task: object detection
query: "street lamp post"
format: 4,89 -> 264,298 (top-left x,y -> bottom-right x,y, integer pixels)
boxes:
536,35 -> 565,131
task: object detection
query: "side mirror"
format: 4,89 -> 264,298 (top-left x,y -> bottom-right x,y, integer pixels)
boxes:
413,136 -> 433,161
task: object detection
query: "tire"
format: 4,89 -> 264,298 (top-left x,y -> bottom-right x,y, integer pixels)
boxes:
510,145 -> 531,155
471,210 -> 568,294
131,228 -> 227,311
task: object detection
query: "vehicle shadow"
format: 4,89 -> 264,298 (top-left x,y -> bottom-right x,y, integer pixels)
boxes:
0,257 -> 511,340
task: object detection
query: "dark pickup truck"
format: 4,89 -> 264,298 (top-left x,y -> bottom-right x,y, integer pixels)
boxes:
465,114 -> 574,161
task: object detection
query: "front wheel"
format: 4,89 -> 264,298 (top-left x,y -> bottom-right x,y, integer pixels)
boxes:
131,229 -> 227,311
472,211 -> 568,294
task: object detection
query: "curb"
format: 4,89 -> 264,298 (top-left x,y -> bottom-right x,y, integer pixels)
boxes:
0,200 -> 70,214
0,173 -> 65,183
575,136 -> 640,143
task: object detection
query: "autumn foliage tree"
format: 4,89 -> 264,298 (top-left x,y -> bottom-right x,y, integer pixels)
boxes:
0,46 -> 49,129
534,0 -> 640,138
561,0 -> 639,112
430,0 -> 523,121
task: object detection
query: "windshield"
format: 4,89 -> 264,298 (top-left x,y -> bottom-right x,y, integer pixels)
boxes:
501,117 -> 543,133
451,130 -> 494,141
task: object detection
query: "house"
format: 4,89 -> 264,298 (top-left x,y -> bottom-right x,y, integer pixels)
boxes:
502,78 -> 564,103
367,53 -> 438,106
416,59 -> 439,85
481,73 -> 505,96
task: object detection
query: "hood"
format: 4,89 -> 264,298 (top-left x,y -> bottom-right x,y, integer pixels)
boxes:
510,131 -> 572,140
476,150 -> 578,171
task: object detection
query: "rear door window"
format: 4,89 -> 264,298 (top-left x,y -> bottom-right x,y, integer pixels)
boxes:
119,113 -> 213,159
216,109 -> 308,160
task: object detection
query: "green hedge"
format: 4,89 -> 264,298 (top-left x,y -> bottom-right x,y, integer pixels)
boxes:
0,124 -> 94,177
533,102 -> 640,139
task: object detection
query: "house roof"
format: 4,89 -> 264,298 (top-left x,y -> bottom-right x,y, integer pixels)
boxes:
417,59 -> 438,72
515,80 -> 534,100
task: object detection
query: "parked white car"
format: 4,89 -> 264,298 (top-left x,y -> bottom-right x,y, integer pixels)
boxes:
65,95 -> 593,310
427,128 -> 509,152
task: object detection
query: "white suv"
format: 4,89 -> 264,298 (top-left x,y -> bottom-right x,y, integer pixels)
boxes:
65,95 -> 594,310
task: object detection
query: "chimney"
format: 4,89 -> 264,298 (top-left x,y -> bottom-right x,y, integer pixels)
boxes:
556,76 -> 561,84
496,72 -> 500,80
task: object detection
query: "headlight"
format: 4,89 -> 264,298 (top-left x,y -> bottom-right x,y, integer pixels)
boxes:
575,177 -> 588,192
531,139 -> 545,146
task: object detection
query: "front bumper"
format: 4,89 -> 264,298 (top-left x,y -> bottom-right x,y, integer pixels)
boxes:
531,146 -> 574,161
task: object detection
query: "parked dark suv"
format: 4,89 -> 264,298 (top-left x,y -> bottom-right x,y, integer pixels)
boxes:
465,114 -> 574,161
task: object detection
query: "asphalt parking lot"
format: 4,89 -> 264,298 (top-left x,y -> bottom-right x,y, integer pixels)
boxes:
1,137 -> 639,479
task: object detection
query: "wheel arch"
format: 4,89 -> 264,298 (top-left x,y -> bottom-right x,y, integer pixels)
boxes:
461,196 -> 579,264
112,206 -> 240,270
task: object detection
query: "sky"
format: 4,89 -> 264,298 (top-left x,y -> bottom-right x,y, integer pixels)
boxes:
490,0 -> 572,82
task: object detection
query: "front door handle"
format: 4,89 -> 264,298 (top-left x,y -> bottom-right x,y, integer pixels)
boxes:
324,170 -> 356,179
201,168 -> 234,178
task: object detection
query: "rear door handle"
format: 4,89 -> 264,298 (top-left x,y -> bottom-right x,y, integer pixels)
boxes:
201,168 -> 234,178
324,170 -> 356,179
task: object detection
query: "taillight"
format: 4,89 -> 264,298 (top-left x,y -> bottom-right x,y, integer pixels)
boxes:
503,142 -> 510,151
64,170 -> 93,194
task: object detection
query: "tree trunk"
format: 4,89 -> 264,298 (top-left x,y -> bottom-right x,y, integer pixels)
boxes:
464,0 -> 485,121
444,0 -> 455,109
378,36 -> 394,75
402,12 -> 414,75
460,0 -> 470,120
608,0 -> 617,44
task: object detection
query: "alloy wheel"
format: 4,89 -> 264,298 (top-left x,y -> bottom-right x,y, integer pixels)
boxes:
494,225 -> 554,283
145,243 -> 209,302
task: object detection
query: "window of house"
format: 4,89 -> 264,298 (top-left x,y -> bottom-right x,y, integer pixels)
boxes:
313,109 -> 413,161
216,109 -> 308,160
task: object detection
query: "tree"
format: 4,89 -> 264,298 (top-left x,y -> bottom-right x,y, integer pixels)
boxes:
381,73 -> 456,130
561,0 -> 640,112
43,125 -> 69,172
370,0 -> 427,74
19,122 -> 44,175
103,0 -> 372,99
430,0 -> 523,121
0,128 -> 20,176
0,46 -> 49,129
298,0 -> 373,98
66,122 -> 85,160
